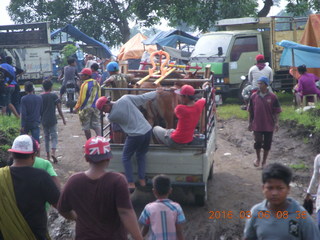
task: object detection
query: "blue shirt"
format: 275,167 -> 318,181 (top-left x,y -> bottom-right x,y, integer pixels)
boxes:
21,94 -> 43,128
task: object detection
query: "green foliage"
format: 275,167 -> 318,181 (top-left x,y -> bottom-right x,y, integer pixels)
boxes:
0,145 -> 11,152
0,116 -> 20,144
61,44 -> 77,67
217,104 -> 248,120
286,0 -> 320,16
289,163 -> 308,170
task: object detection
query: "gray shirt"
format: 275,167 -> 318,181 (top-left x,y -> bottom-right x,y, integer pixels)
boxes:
108,91 -> 156,136
244,198 -> 320,240
62,65 -> 78,85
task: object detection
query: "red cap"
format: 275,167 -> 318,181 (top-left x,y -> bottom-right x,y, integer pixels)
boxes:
96,96 -> 109,111
80,68 -> 92,76
174,84 -> 195,96
84,136 -> 112,162
256,54 -> 264,61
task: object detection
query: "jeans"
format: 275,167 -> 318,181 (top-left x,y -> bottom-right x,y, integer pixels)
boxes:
22,125 -> 40,143
43,124 -> 58,153
122,130 -> 152,183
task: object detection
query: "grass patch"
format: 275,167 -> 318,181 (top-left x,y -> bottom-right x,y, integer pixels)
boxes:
217,104 -> 248,120
0,116 -> 20,143
289,163 -> 308,170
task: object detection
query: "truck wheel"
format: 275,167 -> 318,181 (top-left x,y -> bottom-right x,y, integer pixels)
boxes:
238,79 -> 248,102
195,194 -> 205,207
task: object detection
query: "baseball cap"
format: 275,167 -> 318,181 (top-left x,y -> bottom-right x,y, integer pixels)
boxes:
107,62 -> 119,72
256,54 -> 265,61
84,136 -> 112,162
80,68 -> 92,76
8,135 -> 35,154
257,76 -> 270,86
174,84 -> 195,96
96,96 -> 110,111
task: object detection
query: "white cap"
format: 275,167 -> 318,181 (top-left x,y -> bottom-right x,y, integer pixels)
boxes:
8,135 -> 34,154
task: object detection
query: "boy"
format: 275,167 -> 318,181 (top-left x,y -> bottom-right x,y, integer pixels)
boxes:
57,136 -> 143,240
139,175 -> 185,240
20,81 -> 43,143
41,79 -> 66,162
244,163 -> 320,239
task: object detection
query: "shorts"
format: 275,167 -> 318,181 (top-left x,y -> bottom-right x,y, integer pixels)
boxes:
254,131 -> 273,151
60,83 -> 80,95
78,108 -> 100,131
1,86 -> 15,107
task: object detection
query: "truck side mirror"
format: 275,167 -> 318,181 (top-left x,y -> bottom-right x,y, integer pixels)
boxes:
218,47 -> 223,56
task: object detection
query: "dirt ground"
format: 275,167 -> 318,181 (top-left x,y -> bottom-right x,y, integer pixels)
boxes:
43,109 -> 318,240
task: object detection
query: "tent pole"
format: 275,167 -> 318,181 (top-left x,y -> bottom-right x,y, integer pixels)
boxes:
291,48 -> 297,85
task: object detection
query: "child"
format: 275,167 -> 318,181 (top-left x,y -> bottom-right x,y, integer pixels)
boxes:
244,163 -> 320,239
41,80 -> 66,162
139,175 -> 185,240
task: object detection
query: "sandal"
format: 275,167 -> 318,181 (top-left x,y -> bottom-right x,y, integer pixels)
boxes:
128,182 -> 136,193
253,160 -> 260,167
51,155 -> 58,164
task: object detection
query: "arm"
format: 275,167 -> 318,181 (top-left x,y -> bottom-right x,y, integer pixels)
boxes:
56,102 -> 66,125
118,208 -> 143,240
248,67 -> 253,84
248,97 -> 254,131
141,225 -> 149,237
176,223 -> 185,240
307,155 -> 320,195
269,68 -> 274,83
20,98 -> 26,129
273,113 -> 280,132
128,91 -> 157,107
58,67 -> 64,81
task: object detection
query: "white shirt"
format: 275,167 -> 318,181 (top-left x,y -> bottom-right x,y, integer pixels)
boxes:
307,154 -> 320,212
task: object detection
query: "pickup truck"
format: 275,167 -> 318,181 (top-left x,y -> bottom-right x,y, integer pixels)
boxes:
101,77 -> 216,206
190,16 -> 308,100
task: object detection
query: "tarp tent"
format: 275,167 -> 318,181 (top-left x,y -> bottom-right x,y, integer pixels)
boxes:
277,40 -> 320,68
142,30 -> 198,48
51,24 -> 112,59
299,14 -> 320,76
117,33 -> 156,60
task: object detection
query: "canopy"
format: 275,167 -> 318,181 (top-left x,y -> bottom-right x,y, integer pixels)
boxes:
142,30 -> 198,47
156,35 -> 198,48
163,46 -> 191,61
51,24 -> 112,58
117,33 -> 156,61
277,40 -> 320,68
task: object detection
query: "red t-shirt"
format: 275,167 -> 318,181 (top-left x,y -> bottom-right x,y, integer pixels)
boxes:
57,172 -> 132,240
171,98 -> 206,143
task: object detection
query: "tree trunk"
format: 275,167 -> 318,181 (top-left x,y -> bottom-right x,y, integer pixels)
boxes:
258,0 -> 274,17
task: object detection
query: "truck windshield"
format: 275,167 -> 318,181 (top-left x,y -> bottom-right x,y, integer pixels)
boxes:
191,34 -> 232,58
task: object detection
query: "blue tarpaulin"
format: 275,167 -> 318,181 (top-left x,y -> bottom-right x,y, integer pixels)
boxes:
142,30 -> 198,47
277,40 -> 320,68
51,24 -> 112,58
156,35 -> 198,48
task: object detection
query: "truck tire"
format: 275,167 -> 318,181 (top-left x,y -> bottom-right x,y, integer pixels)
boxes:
195,194 -> 205,207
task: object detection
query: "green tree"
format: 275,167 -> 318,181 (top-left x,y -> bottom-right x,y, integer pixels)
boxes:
60,44 -> 77,67
8,0 -> 133,46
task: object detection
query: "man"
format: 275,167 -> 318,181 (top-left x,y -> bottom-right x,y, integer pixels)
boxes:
248,76 -> 281,168
103,61 -> 133,100
20,81 -> 43,143
84,54 -> 97,68
58,57 -> 80,100
96,89 -> 161,190
57,136 -> 143,240
0,56 -> 20,118
0,135 -> 60,239
74,68 -> 101,140
248,54 -> 273,89
153,84 -> 206,148
103,61 -> 133,143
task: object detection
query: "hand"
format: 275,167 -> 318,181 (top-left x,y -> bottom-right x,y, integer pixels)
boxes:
20,127 -> 25,134
62,119 -> 66,125
73,108 -> 79,114
274,123 -> 279,132
248,123 -> 252,132
305,193 -> 312,201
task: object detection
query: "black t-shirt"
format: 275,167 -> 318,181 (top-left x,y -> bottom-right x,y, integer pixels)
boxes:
41,92 -> 60,127
1,167 -> 60,240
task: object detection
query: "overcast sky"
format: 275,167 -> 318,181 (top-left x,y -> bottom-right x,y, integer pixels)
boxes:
0,0 -> 285,26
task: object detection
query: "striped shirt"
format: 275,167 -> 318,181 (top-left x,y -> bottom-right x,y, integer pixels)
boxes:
139,199 -> 186,240
75,78 -> 100,110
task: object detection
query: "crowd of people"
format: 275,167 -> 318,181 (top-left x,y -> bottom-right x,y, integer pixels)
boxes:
0,52 -> 320,240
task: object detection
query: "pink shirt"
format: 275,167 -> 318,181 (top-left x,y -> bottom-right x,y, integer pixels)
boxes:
297,73 -> 320,97
248,91 -> 282,132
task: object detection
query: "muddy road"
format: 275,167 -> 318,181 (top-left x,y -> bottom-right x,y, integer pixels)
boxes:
47,110 -> 318,240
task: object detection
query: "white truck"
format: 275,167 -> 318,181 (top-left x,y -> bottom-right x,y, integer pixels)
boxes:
0,22 -> 53,83
101,77 -> 216,206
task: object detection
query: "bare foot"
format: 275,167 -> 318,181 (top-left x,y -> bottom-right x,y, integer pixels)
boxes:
261,161 -> 266,169
139,179 -> 146,187
253,160 -> 260,167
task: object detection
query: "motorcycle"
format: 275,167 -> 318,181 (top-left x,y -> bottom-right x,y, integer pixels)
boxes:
65,81 -> 77,113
